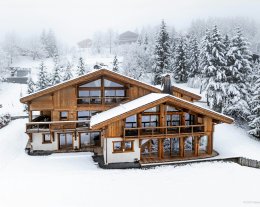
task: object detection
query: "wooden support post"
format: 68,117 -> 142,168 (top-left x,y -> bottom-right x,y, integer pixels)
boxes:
158,138 -> 162,159
170,138 -> 172,157
101,76 -> 104,105
161,138 -> 164,159
207,133 -> 213,154
179,137 -> 184,157
194,136 -> 199,156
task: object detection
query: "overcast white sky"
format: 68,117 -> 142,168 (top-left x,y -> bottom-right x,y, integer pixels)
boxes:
0,0 -> 259,45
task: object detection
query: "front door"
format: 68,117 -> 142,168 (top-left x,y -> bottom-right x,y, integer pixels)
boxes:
59,133 -> 73,150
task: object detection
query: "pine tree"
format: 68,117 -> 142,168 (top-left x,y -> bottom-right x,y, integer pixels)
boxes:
112,55 -> 119,72
63,61 -> 73,81
52,62 -> 61,85
77,57 -> 86,76
249,77 -> 260,137
36,61 -> 49,90
224,28 -> 252,120
27,76 -> 35,94
173,37 -> 189,83
205,25 -> 227,112
153,20 -> 171,85
249,63 -> 260,137
188,37 -> 200,78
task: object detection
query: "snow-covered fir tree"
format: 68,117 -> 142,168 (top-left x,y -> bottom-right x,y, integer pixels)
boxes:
223,34 -> 231,56
249,70 -> 260,137
77,57 -> 86,76
199,29 -> 213,92
112,55 -> 119,72
27,76 -> 35,94
63,61 -> 73,81
153,20 -> 171,85
224,28 -> 252,120
36,61 -> 49,90
52,62 -> 62,85
187,36 -> 201,88
173,37 -> 189,83
205,25 -> 227,112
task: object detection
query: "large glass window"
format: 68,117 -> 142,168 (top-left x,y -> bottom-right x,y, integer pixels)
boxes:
79,132 -> 100,147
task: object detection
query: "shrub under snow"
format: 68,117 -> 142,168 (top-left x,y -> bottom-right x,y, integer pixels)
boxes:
0,113 -> 11,129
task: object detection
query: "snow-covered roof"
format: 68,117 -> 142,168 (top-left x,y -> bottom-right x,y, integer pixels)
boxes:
90,93 -> 168,127
90,93 -> 233,128
20,68 -> 161,103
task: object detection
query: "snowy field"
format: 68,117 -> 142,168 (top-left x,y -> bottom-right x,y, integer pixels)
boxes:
0,82 -> 27,116
0,119 -> 260,207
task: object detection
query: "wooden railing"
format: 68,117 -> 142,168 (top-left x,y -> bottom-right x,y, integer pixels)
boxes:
77,96 -> 128,105
123,125 -> 205,139
26,120 -> 90,133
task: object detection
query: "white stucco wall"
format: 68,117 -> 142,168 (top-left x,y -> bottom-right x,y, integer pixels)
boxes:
31,133 -> 58,151
103,137 -> 140,164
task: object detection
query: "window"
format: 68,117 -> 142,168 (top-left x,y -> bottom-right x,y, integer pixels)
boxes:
125,115 -> 137,128
77,111 -> 99,127
78,90 -> 101,104
124,141 -> 134,151
113,141 -> 134,153
167,114 -> 180,126
104,79 -> 123,87
42,133 -> 51,143
79,132 -> 100,147
185,113 -> 195,125
79,79 -> 101,87
142,115 -> 159,127
104,89 -> 125,103
60,111 -> 68,120
144,106 -> 159,112
166,105 -> 179,112
113,141 -> 122,152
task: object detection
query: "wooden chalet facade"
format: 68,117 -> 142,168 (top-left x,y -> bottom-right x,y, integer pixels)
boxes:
20,69 -> 233,165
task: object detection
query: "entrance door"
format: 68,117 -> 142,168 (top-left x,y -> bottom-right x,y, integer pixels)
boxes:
59,133 -> 73,150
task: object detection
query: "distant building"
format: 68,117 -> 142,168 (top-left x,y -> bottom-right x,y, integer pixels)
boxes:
5,67 -> 31,84
118,31 -> 138,45
77,39 -> 92,48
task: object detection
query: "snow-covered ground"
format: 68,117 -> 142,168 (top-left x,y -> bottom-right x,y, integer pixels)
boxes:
0,119 -> 260,207
0,82 -> 27,116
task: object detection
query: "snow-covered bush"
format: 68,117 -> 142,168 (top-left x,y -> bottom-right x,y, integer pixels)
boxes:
0,113 -> 11,128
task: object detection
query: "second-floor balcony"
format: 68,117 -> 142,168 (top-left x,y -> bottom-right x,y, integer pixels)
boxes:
123,125 -> 206,139
26,120 -> 90,133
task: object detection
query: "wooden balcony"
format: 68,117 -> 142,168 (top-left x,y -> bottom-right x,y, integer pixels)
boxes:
26,120 -> 90,133
123,125 -> 206,139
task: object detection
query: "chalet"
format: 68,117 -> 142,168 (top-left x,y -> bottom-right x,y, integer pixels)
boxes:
20,69 -> 233,166
118,31 -> 138,45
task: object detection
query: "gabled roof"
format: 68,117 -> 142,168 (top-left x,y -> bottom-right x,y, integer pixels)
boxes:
20,69 -> 161,103
90,93 -> 233,129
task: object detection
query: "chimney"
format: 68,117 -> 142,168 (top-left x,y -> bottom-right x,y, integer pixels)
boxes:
161,74 -> 172,94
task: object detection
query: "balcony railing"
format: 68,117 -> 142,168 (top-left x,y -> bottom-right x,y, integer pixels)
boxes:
26,120 -> 90,133
123,125 -> 205,139
77,96 -> 128,105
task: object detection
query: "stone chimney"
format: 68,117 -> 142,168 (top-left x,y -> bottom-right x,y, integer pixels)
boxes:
161,74 -> 172,94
